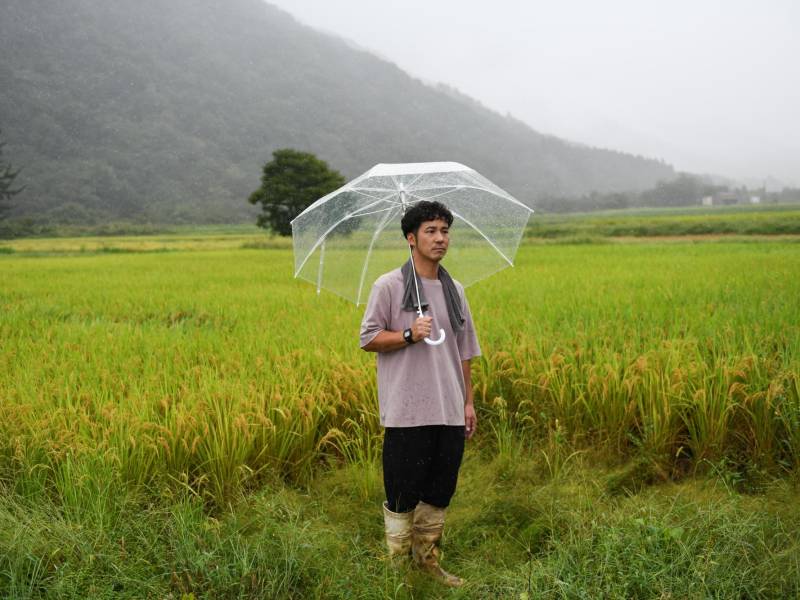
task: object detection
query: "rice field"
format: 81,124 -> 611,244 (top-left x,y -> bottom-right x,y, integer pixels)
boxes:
527,203 -> 800,239
2,234 -> 799,501
1,225 -> 800,596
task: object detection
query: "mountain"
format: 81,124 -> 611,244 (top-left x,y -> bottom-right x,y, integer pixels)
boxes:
0,0 -> 676,224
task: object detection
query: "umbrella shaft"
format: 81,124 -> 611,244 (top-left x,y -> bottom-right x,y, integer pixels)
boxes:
408,244 -> 425,318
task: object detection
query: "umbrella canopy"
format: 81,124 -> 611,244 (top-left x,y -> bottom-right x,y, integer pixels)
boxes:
290,162 -> 533,305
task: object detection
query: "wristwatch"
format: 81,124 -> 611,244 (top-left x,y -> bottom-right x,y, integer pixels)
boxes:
403,328 -> 416,344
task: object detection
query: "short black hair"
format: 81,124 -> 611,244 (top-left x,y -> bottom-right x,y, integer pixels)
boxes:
401,201 -> 454,239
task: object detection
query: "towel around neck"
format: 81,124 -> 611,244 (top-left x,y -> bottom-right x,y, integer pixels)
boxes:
400,258 -> 465,333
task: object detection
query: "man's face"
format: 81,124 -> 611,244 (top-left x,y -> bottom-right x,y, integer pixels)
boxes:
408,218 -> 449,262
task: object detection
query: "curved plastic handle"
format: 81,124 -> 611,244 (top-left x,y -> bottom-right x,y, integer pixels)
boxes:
424,328 -> 446,346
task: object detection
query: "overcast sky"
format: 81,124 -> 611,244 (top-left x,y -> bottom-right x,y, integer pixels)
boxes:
268,0 -> 799,186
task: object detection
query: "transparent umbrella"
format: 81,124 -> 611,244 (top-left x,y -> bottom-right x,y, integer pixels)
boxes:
290,162 -> 533,342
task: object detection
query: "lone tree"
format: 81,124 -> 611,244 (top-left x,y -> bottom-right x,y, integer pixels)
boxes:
249,149 -> 345,236
0,130 -> 24,219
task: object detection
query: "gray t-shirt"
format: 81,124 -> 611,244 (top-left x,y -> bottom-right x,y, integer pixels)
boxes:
359,267 -> 481,427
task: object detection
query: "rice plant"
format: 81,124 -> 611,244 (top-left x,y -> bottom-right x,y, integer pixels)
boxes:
0,238 -> 798,510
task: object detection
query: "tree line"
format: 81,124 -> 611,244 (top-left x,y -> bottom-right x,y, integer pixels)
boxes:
5,142 -> 800,238
248,154 -> 800,235
535,174 -> 800,214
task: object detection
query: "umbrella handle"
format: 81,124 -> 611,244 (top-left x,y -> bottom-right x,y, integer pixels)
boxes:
424,329 -> 446,346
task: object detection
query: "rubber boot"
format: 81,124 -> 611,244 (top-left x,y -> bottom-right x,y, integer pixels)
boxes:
411,501 -> 464,587
383,501 -> 413,558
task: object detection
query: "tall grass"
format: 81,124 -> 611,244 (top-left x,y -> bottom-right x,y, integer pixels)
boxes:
1,241 -> 799,510
4,453 -> 799,598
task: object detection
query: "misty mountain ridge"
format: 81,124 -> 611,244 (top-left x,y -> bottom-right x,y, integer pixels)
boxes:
1,0 -> 676,224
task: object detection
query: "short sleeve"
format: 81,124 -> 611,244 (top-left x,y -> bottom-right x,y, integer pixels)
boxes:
456,287 -> 481,361
360,280 -> 391,348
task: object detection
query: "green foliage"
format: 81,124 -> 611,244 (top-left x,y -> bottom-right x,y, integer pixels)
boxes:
1,454 -> 799,598
1,231 -> 799,509
1,226 -> 800,595
639,173 -> 719,206
0,130 -> 24,219
248,149 -> 344,236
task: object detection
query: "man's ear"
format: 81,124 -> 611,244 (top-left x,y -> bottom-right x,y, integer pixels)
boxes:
406,232 -> 416,248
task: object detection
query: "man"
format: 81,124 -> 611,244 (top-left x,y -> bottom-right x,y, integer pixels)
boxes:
360,200 -> 481,587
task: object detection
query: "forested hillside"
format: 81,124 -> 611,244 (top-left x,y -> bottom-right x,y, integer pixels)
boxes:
1,0 -> 675,224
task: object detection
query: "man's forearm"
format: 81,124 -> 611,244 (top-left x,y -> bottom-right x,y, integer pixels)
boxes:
462,359 -> 473,405
362,330 -> 409,353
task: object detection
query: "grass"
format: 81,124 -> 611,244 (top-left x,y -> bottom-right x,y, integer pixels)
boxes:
0,225 -> 276,254
526,203 -> 800,239
1,452 -> 798,598
2,242 -> 798,502
1,211 -> 799,596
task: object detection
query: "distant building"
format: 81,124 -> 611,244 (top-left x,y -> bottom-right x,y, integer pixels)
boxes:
702,196 -> 713,206
750,196 -> 761,204
716,191 -> 739,205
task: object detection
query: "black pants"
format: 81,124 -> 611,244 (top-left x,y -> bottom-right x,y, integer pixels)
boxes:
382,425 -> 465,513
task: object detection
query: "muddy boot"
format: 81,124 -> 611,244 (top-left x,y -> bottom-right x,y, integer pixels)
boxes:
383,501 -> 414,559
411,501 -> 464,587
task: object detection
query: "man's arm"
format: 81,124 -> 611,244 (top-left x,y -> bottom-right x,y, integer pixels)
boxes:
362,329 -> 408,353
362,316 -> 433,353
463,359 -> 477,439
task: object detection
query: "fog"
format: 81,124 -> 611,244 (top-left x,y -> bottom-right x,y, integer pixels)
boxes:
268,0 -> 800,186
